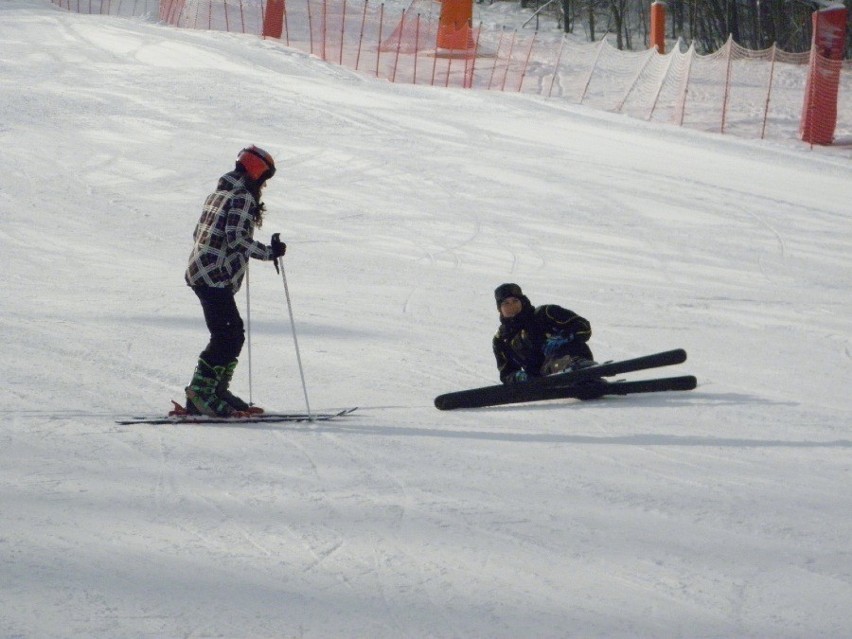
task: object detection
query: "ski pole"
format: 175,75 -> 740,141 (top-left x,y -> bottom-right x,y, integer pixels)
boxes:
273,234 -> 313,420
245,263 -> 254,407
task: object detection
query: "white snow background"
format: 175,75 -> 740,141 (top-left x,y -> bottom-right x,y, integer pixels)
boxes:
1,1 -> 851,637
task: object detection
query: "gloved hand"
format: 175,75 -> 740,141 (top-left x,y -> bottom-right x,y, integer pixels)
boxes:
511,370 -> 529,383
543,334 -> 574,357
270,233 -> 287,259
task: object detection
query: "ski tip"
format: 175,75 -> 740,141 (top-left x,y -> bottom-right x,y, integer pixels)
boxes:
665,348 -> 687,362
650,348 -> 687,365
434,396 -> 454,411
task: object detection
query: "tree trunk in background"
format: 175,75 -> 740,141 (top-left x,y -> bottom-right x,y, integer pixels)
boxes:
588,0 -> 596,41
726,0 -> 740,44
611,0 -> 624,49
689,0 -> 697,47
671,0 -> 685,41
562,0 -> 572,33
538,0 -> 849,58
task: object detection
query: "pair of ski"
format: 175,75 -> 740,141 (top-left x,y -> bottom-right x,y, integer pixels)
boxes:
434,349 -> 695,410
116,406 -> 358,425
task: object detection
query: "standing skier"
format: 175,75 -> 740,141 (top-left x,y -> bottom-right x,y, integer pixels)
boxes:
492,283 -> 596,385
184,145 -> 287,417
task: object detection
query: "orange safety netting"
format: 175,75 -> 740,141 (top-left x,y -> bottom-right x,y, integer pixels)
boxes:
52,0 -> 852,144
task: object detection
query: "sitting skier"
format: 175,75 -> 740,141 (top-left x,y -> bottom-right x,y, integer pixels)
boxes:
492,283 -> 596,385
184,145 -> 287,417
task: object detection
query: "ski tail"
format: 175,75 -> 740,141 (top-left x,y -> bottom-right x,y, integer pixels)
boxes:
599,375 -> 696,395
535,375 -> 697,402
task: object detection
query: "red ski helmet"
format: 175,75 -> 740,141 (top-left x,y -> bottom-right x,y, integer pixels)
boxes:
237,145 -> 276,182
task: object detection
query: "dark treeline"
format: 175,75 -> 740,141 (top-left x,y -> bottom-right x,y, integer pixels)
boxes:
519,0 -> 852,57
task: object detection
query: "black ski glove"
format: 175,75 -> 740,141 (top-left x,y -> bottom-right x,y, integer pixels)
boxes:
270,233 -> 287,259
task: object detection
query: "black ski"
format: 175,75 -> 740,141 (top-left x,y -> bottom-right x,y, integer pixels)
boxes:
116,407 -> 358,425
526,375 -> 697,404
434,349 -> 687,410
437,375 -> 695,410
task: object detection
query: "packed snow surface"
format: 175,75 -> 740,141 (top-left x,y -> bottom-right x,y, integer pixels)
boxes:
1,1 -> 850,637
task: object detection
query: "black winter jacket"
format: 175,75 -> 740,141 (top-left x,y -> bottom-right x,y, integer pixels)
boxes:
493,300 -> 592,384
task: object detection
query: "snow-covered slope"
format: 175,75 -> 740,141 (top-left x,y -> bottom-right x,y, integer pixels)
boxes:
2,2 -> 850,637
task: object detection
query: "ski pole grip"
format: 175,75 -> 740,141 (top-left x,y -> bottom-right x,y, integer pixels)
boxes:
271,232 -> 281,273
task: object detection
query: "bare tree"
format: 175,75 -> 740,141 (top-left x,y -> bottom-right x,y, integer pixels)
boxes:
609,0 -> 629,49
587,0 -> 598,41
561,0 -> 575,33
523,0 -> 850,58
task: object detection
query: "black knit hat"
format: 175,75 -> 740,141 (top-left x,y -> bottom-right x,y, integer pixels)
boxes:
494,283 -> 524,307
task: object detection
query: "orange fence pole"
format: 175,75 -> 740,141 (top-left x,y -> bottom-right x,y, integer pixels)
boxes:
799,6 -> 848,145
321,0 -> 327,60
262,0 -> 284,38
486,28 -> 506,90
518,31 -> 537,92
339,0 -> 347,65
355,0 -> 368,71
650,1 -> 665,53
720,36 -> 733,133
375,2 -> 384,78
413,12 -> 421,84
500,30 -> 517,92
392,10 -> 405,82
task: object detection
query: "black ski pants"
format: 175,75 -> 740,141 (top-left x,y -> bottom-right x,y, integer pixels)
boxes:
192,286 -> 245,367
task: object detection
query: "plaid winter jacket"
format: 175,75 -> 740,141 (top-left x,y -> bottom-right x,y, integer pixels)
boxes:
185,171 -> 274,293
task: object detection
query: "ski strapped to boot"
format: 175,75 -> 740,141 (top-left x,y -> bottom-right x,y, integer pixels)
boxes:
115,404 -> 358,425
185,358 -> 248,418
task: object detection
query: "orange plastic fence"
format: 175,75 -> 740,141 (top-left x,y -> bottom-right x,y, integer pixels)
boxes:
52,0 -> 851,144
53,0 -> 159,15
800,7 -> 848,145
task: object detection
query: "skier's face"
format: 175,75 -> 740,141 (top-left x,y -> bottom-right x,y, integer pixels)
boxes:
499,297 -> 522,319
